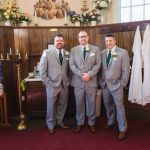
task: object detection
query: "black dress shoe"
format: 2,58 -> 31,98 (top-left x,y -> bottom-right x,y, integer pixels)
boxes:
74,125 -> 82,133
48,129 -> 55,134
89,125 -> 96,133
102,124 -> 115,130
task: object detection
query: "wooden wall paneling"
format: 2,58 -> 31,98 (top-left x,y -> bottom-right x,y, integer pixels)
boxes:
127,31 -> 135,57
42,29 -> 48,51
3,28 -> 19,116
47,28 -> 58,45
0,28 -> 4,55
28,28 -> 43,72
18,28 -> 30,79
99,33 -> 106,51
14,29 -> 20,54
67,28 -> 80,50
28,28 -> 43,55
89,27 -> 100,47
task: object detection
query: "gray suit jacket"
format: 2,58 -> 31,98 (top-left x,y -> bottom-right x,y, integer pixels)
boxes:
69,44 -> 101,88
99,46 -> 130,91
40,46 -> 70,87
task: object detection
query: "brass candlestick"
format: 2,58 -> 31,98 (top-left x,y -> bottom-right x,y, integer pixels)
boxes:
17,64 -> 26,130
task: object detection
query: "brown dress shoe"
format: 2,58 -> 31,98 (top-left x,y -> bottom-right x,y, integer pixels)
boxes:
57,124 -> 69,129
118,131 -> 127,140
74,125 -> 82,133
90,125 -> 96,133
102,124 -> 115,130
48,129 -> 55,134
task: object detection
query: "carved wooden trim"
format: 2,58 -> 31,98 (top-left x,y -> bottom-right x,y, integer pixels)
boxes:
99,20 -> 150,34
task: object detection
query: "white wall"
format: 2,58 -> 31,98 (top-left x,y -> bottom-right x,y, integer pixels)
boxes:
6,0 -> 120,26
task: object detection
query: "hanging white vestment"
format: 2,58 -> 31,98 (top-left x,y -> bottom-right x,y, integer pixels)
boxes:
142,24 -> 150,105
128,26 -> 143,105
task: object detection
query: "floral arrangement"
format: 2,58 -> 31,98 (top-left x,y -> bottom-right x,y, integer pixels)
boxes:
69,9 -> 101,24
0,1 -> 12,22
80,8 -> 91,24
68,11 -> 81,23
89,9 -> 100,21
93,0 -> 111,10
19,13 -> 32,24
0,1 -> 31,25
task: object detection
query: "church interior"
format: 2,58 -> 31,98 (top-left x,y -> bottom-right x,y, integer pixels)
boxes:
0,0 -> 150,150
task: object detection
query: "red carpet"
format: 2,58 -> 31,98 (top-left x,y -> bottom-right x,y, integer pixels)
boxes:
0,118 -> 150,150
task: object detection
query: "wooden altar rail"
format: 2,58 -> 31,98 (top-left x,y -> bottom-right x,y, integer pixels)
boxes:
0,19 -> 150,116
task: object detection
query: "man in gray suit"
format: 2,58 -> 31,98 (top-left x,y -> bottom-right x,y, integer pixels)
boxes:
40,34 -> 70,134
99,33 -> 130,140
69,31 -> 101,133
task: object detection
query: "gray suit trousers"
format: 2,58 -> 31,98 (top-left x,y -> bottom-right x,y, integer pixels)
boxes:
74,86 -> 96,126
46,83 -> 68,129
102,85 -> 127,132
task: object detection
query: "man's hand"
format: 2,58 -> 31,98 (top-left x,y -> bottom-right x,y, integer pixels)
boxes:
82,73 -> 90,81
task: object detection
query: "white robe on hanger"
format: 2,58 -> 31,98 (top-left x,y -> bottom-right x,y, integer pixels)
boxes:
142,24 -> 150,105
128,26 -> 143,105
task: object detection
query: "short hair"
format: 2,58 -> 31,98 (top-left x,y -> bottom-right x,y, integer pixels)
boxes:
105,33 -> 115,38
78,30 -> 88,37
55,33 -> 64,38
54,33 -> 64,39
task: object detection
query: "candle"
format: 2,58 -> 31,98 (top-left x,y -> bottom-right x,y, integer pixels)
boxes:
9,48 -> 12,55
18,53 -> 21,59
25,53 -> 28,59
16,49 -> 19,54
35,10 -> 37,24
0,53 -> 4,60
64,11 -> 67,24
6,53 -> 10,60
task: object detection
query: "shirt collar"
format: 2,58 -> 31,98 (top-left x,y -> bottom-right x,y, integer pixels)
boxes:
81,44 -> 89,51
107,46 -> 116,53
56,48 -> 64,55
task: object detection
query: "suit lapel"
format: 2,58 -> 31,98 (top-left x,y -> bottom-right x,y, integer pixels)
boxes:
85,45 -> 91,61
103,50 -> 108,68
107,47 -> 119,67
53,47 -> 61,65
78,46 -> 85,61
62,50 -> 69,66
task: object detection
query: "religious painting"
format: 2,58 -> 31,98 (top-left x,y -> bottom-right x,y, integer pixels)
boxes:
34,0 -> 70,19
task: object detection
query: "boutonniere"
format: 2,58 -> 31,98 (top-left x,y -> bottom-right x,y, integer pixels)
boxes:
64,51 -> 70,56
86,47 -> 90,52
112,51 -> 118,60
64,51 -> 70,60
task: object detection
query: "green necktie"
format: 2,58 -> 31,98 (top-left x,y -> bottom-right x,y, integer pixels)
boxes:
83,47 -> 86,60
106,50 -> 111,66
59,50 -> 63,65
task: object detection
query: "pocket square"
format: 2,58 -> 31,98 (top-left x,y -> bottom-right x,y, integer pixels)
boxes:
89,53 -> 95,57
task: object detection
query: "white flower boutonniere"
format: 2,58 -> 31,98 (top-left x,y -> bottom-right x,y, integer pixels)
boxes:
112,51 -> 118,60
64,51 -> 70,60
65,51 -> 70,56
86,47 -> 90,52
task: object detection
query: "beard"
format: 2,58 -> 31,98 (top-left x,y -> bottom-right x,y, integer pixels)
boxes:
56,43 -> 63,49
